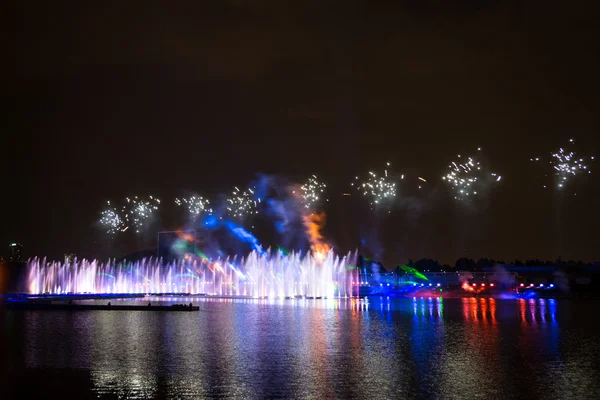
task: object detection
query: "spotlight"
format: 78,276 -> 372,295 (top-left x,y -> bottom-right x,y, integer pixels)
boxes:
520,283 -> 524,287
481,283 -> 485,286
549,284 -> 554,288
490,283 -> 494,287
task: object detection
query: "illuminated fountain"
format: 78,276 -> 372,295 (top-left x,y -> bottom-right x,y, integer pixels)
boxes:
26,249 -> 358,298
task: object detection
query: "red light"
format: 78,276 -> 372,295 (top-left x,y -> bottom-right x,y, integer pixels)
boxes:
481,283 -> 485,286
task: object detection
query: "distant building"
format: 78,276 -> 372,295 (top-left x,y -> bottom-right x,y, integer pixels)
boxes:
9,243 -> 23,263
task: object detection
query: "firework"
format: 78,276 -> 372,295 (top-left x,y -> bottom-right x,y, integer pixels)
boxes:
351,162 -> 396,208
414,176 -> 429,190
442,148 -> 501,200
123,196 -> 161,233
226,187 -> 259,218
100,201 -> 126,235
100,196 -> 161,235
531,138 -> 593,190
175,196 -> 212,219
299,175 -> 327,209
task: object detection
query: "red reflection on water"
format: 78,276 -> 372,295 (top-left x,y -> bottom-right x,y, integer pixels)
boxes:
461,297 -> 497,326
460,297 -> 501,368
480,298 -> 488,322
519,299 -> 527,324
489,298 -> 497,324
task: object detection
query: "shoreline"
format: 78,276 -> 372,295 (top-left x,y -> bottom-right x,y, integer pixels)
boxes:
3,291 -> 600,302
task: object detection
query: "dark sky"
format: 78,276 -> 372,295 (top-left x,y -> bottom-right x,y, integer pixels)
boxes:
4,1 -> 600,265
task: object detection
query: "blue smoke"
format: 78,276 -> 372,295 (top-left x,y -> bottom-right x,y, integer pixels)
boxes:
199,213 -> 265,255
269,199 -> 290,233
275,221 -> 285,234
197,173 -> 306,255
225,221 -> 265,255
203,215 -> 220,228
250,174 -> 301,235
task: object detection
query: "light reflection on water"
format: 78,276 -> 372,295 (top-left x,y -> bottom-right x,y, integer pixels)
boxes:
1,297 -> 600,399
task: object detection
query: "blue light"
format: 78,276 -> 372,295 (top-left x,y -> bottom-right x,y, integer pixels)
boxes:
225,221 -> 264,254
202,215 -> 219,228
274,221 -> 285,233
549,284 -> 554,288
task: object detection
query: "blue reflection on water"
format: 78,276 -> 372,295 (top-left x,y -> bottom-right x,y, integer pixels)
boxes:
5,296 -> 600,399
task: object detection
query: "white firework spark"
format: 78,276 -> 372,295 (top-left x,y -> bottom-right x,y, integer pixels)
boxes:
100,196 -> 161,235
100,201 -> 126,235
351,162 -> 396,208
442,148 -> 501,201
299,175 -> 327,209
226,187 -> 259,218
124,196 -> 161,233
175,196 -> 212,219
531,138 -> 593,190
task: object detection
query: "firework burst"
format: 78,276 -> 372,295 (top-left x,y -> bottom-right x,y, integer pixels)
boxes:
442,148 -> 501,201
100,201 -> 126,235
299,175 -> 327,209
351,162 -> 396,208
175,196 -> 212,220
125,196 -> 161,232
531,138 -> 593,190
226,187 -> 259,218
100,196 -> 161,235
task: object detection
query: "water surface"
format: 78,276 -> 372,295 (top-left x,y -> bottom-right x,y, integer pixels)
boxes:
1,296 -> 599,399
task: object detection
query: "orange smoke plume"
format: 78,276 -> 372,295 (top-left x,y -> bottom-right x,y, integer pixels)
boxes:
303,212 -> 330,260
176,230 -> 195,242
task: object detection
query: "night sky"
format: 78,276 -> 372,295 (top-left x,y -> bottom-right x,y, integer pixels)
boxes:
4,1 -> 599,266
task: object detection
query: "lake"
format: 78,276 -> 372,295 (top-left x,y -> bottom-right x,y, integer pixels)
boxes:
1,296 -> 599,399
